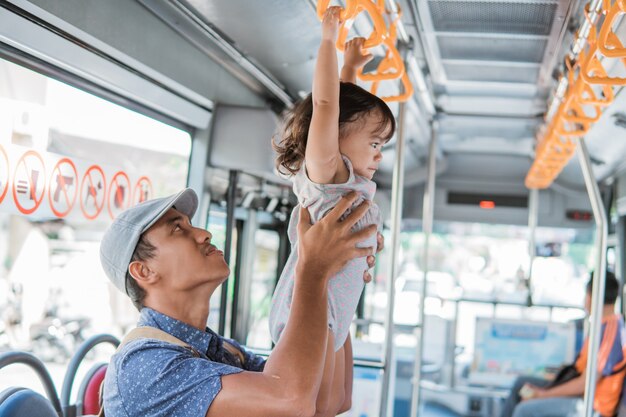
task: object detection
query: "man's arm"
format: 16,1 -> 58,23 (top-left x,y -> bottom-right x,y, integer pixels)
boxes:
529,371 -> 599,400
208,193 -> 375,417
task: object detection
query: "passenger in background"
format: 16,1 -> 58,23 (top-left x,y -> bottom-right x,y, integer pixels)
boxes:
501,271 -> 625,417
99,189 -> 377,417
271,7 -> 395,416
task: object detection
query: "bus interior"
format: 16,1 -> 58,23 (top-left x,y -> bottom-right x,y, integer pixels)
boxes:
0,0 -> 624,416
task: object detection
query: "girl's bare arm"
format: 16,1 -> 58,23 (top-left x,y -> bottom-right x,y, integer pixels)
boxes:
306,7 -> 349,184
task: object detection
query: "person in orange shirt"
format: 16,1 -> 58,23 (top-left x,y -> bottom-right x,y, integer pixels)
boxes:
501,271 -> 625,417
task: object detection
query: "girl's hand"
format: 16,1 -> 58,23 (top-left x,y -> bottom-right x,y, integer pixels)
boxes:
344,37 -> 374,70
321,6 -> 342,42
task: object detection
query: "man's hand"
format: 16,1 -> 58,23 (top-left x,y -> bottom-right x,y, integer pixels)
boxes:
363,232 -> 384,283
297,192 -> 376,280
321,6 -> 342,42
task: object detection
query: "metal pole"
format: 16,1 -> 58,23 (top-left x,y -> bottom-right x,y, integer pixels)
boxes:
527,188 -> 539,306
379,73 -> 409,417
575,137 -> 608,417
219,170 -> 239,336
410,119 -> 439,417
233,209 -> 258,343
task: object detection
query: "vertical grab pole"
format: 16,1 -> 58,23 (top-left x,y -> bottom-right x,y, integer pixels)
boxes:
219,170 -> 239,337
379,66 -> 410,417
409,118 -> 439,417
575,137 -> 608,417
527,188 -> 539,307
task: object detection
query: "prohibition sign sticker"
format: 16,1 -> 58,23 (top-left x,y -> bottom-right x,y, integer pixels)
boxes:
48,158 -> 78,218
108,171 -> 131,219
133,176 -> 153,206
12,150 -> 46,215
80,165 -> 106,220
0,145 -> 8,204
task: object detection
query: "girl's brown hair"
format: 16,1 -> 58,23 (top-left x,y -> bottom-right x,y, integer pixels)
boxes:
274,82 -> 396,176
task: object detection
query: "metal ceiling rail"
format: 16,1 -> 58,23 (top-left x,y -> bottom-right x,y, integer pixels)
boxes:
386,0 -> 436,115
546,0 -> 603,120
526,0 -> 626,189
139,0 -> 295,108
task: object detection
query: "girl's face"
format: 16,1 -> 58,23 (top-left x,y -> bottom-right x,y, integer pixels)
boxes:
338,113 -> 391,180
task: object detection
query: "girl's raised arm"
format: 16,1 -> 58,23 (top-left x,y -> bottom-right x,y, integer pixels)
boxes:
305,6 -> 349,184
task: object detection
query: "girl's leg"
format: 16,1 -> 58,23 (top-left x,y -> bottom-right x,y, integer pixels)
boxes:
315,329 -> 336,416
338,335 -> 353,414
327,345 -> 346,416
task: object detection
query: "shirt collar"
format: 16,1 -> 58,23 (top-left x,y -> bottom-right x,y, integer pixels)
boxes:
138,307 -> 212,354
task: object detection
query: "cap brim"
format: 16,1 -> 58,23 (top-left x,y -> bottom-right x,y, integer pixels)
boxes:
141,188 -> 198,233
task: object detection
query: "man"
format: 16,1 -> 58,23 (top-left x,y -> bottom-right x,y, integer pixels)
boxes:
99,188 -> 377,417
501,271 -> 626,417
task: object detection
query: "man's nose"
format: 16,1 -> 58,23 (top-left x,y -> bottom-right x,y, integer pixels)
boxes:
194,227 -> 211,243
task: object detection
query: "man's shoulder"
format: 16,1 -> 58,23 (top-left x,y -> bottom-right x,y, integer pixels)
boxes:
104,338 -> 244,417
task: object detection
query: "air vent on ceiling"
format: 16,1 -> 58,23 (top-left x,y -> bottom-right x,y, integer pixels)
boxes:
427,0 -> 558,35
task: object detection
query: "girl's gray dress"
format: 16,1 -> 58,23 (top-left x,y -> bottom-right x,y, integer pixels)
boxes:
269,156 -> 381,351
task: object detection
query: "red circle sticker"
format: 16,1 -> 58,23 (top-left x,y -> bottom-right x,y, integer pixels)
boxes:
48,158 -> 78,218
12,150 -> 46,215
0,145 -> 8,204
107,171 -> 131,219
133,176 -> 153,206
80,165 -> 107,220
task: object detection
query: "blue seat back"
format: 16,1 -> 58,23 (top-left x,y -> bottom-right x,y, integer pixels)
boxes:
0,387 -> 59,417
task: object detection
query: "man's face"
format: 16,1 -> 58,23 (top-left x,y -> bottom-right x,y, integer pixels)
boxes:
141,208 -> 230,291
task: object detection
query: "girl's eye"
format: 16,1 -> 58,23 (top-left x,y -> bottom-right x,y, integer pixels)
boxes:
371,142 -> 381,149
174,224 -> 182,232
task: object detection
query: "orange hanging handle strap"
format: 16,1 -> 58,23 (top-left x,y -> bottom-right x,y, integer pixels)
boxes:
598,0 -> 626,58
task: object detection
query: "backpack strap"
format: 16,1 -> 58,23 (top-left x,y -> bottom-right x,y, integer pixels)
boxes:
117,326 -> 201,356
118,326 -> 245,364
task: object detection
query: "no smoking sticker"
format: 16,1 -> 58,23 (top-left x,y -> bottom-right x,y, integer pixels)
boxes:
12,150 -> 46,215
48,158 -> 78,218
80,165 -> 106,220
108,171 -> 131,219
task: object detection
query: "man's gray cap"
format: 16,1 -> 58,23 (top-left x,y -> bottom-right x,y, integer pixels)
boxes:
100,188 -> 198,296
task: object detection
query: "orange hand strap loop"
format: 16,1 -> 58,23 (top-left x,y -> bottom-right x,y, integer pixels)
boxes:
580,26 -> 626,85
336,0 -> 388,51
357,21 -> 404,82
598,0 -> 626,57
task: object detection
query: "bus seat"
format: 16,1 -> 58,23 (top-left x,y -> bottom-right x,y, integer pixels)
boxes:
0,352 -> 62,417
61,334 -> 119,417
0,387 -> 59,417
77,364 -> 107,416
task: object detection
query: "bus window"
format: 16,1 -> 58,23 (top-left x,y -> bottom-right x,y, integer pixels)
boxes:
0,56 -> 191,387
206,205 -> 239,333
244,228 -> 280,349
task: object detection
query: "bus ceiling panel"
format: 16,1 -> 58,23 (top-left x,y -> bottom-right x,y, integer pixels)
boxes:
0,1 -> 213,129
175,0 -> 318,97
402,179 -> 593,228
415,0 -> 574,98
440,136 -> 535,156
138,0 -> 294,107
208,104 -> 285,184
437,96 -> 546,117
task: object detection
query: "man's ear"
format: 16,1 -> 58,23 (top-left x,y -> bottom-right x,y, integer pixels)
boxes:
128,260 -> 156,285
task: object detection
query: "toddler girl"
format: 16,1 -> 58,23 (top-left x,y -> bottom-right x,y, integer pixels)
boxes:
270,7 -> 396,412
